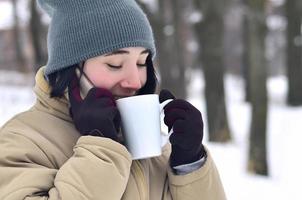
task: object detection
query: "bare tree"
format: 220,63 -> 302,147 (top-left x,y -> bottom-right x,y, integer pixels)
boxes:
169,0 -> 189,98
12,0 -> 26,71
246,0 -> 268,175
242,4 -> 251,102
193,0 -> 231,142
138,0 -> 187,98
286,0 -> 302,106
29,0 -> 47,72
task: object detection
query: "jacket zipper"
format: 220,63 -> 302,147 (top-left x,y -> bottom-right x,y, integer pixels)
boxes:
132,161 -> 148,200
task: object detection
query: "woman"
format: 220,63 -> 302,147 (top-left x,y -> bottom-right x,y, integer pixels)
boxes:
0,0 -> 226,199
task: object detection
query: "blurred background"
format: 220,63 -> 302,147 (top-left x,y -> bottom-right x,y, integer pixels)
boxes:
0,0 -> 302,199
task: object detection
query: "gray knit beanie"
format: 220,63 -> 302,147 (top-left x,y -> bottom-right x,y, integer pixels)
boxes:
37,0 -> 156,76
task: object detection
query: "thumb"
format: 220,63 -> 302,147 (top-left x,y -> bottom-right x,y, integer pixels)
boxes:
159,89 -> 175,103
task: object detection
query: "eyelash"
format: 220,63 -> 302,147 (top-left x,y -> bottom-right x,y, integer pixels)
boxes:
107,63 -> 147,69
137,63 -> 147,67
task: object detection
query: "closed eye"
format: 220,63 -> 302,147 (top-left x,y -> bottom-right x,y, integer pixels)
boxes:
107,64 -> 122,69
137,63 -> 147,67
107,63 -> 146,68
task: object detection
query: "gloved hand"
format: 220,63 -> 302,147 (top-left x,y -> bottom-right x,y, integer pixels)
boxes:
159,89 -> 205,167
68,78 -> 122,143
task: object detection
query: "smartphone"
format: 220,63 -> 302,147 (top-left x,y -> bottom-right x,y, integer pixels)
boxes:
75,68 -> 94,99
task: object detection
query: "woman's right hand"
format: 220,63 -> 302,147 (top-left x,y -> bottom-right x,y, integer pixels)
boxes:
68,79 -> 122,143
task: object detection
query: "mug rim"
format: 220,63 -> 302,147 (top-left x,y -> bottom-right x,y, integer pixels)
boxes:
116,94 -> 158,102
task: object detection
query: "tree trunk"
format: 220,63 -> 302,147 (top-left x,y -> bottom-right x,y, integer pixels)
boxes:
170,0 -> 188,98
29,0 -> 47,72
246,0 -> 268,176
12,0 -> 26,72
157,0 -> 187,98
286,0 -> 302,106
194,0 -> 231,142
138,0 -> 187,99
242,5 -> 251,102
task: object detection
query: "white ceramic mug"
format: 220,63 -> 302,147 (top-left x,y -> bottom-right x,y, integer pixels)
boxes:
116,94 -> 172,160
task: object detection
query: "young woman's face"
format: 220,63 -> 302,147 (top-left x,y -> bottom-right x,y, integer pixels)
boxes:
83,47 -> 149,98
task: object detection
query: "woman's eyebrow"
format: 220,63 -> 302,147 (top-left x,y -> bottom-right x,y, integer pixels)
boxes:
105,50 -> 128,56
140,49 -> 149,55
105,49 -> 149,56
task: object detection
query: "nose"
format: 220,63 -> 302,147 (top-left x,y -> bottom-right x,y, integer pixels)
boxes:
120,66 -> 143,90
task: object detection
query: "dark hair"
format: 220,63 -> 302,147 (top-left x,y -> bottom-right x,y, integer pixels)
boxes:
48,54 -> 158,98
137,54 -> 158,95
48,64 -> 77,98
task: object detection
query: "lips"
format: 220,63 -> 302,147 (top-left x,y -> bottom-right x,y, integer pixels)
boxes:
114,92 -> 137,100
114,96 -> 129,100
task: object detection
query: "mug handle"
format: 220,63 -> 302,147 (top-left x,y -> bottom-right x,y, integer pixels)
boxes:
159,99 -> 173,148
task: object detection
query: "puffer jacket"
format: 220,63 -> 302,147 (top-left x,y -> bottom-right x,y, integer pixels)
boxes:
0,67 -> 226,200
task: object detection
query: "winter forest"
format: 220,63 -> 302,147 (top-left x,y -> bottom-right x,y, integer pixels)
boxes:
0,0 -> 302,199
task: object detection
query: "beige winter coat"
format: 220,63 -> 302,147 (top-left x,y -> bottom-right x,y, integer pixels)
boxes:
0,67 -> 226,200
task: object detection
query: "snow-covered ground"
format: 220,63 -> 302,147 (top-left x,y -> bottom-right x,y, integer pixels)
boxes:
1,69 -> 302,199
188,70 -> 302,200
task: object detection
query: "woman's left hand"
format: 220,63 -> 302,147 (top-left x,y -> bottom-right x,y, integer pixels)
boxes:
68,76 -> 122,143
159,89 -> 205,167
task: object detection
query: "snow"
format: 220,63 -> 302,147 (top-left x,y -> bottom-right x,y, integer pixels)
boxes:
188,71 -> 302,199
1,70 -> 302,199
0,0 -> 29,29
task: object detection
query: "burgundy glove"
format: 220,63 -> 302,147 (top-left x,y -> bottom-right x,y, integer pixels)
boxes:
160,89 -> 205,167
68,78 -> 121,143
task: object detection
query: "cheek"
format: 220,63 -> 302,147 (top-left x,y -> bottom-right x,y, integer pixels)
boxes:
92,76 -> 114,89
84,65 -> 116,89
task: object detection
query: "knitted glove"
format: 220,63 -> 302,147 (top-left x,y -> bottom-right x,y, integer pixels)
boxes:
159,89 -> 205,167
68,78 -> 121,143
